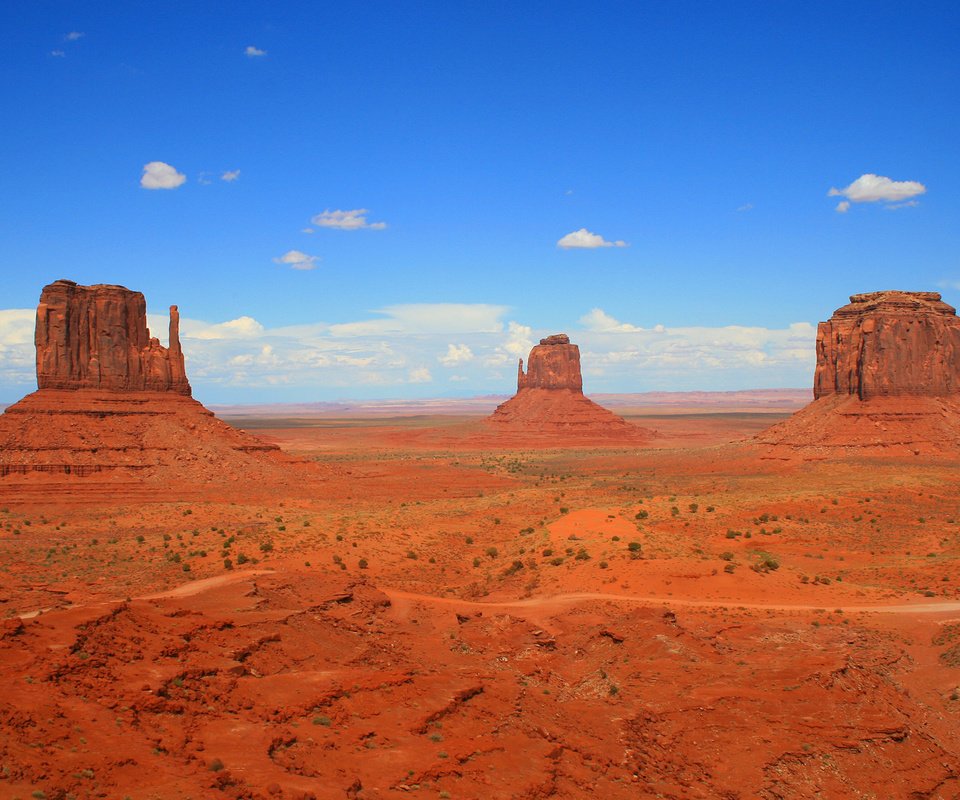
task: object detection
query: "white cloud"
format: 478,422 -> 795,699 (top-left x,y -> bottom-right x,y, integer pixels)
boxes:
0,310 -> 34,346
329,304 -> 508,337
408,367 -> 433,383
65,31 -> 85,41
736,203 -> 754,212
221,170 -> 241,182
140,161 -> 187,190
835,200 -> 850,214
0,309 -> 38,388
439,343 -> 474,367
273,250 -> 320,270
828,173 -> 926,208
301,227 -> 314,234
501,321 -> 533,358
50,50 -> 65,57
557,228 -> 627,249
245,46 -> 266,57
311,209 -> 387,230
579,308 -> 643,333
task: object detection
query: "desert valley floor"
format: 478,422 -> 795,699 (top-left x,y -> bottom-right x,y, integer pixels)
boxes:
2,406 -> 960,799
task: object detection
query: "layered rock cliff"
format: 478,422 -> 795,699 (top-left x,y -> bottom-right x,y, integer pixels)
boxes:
36,279 -> 190,394
517,334 -> 583,392
814,291 -> 960,400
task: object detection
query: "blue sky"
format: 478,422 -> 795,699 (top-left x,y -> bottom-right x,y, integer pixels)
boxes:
1,1 -> 957,403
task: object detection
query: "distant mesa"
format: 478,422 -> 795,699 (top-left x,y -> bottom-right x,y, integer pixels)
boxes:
0,280 -> 298,484
485,333 -> 652,443
758,291 -> 960,456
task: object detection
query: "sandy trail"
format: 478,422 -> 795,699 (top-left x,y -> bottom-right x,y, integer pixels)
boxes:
16,569 -> 960,620
384,588 -> 960,616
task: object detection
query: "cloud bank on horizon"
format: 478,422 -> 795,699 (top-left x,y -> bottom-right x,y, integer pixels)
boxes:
0,303 -> 817,402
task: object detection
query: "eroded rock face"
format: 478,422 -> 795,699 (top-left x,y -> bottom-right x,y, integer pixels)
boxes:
814,291 -> 960,400
36,280 -> 190,394
517,333 -> 583,392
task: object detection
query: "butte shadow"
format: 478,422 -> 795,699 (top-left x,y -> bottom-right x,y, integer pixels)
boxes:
756,291 -> 960,458
481,334 -> 654,446
0,280 -> 307,485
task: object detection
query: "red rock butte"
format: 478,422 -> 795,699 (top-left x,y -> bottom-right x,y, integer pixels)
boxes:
485,334 -> 652,443
759,290 -> 960,456
36,280 -> 191,394
0,280 -> 300,486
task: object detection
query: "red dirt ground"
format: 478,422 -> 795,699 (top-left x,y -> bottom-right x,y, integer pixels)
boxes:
2,408 -> 960,799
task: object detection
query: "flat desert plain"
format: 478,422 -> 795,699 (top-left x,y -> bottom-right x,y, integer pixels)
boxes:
2,400 -> 960,800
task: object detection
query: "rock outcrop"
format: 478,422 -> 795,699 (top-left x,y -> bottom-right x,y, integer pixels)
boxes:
486,334 -> 651,444
758,291 -> 960,457
814,291 -> 960,399
0,280 -> 303,486
36,280 -> 190,394
517,334 -> 583,392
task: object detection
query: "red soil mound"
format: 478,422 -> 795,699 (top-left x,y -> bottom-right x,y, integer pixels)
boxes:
757,394 -> 960,457
0,389 -> 295,481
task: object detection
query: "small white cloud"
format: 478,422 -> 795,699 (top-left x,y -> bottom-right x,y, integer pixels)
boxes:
408,367 -> 433,383
579,308 -> 643,333
65,31 -> 85,41
301,227 -> 314,234
179,316 -> 266,341
835,200 -> 850,213
885,199 -> 919,210
557,228 -> 627,249
50,49 -> 66,57
221,169 -> 241,182
828,173 -> 926,208
273,250 -> 320,270
140,161 -> 186,190
245,45 -> 266,57
736,203 -> 754,212
311,209 -> 387,230
564,189 -> 574,196
439,343 -> 474,367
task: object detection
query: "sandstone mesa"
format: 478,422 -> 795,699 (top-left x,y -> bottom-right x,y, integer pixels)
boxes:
759,290 -> 960,456
0,280 -> 297,483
